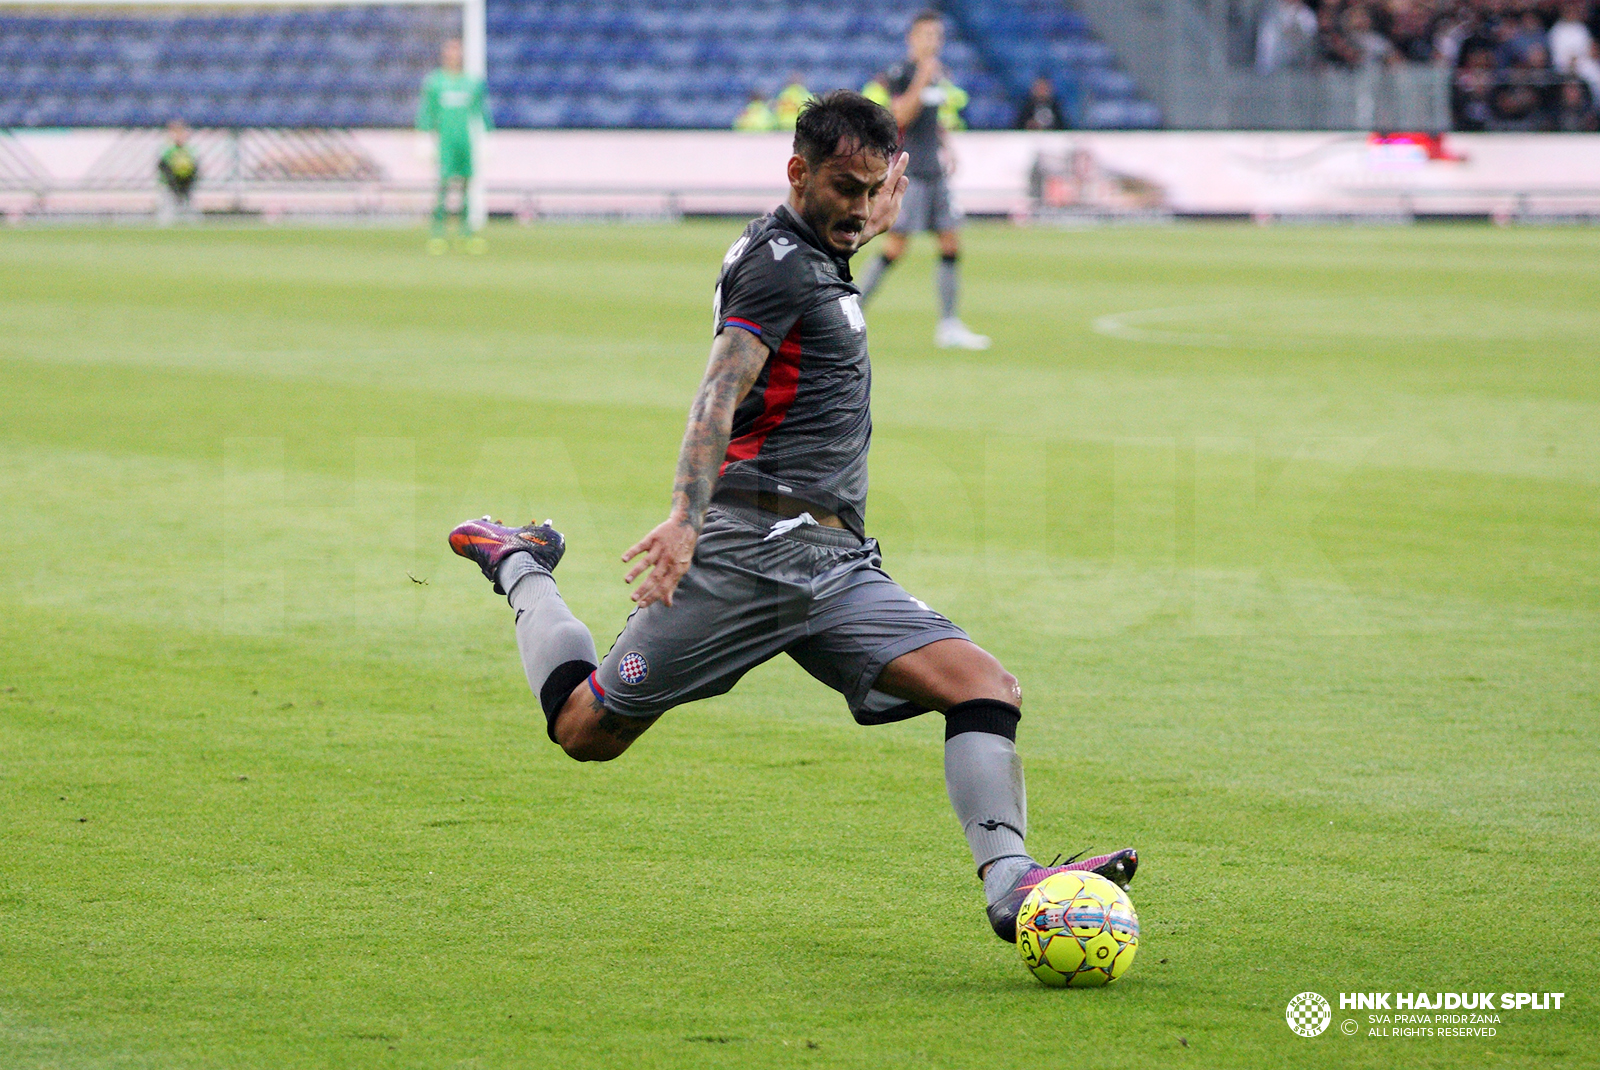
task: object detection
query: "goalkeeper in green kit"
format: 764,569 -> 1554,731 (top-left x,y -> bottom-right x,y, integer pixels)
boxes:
417,38 -> 491,253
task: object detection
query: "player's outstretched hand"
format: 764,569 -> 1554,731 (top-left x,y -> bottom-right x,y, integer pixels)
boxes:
863,152 -> 910,245
622,517 -> 698,608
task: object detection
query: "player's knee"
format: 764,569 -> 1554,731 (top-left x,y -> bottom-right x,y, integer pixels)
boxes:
563,742 -> 622,763
998,669 -> 1022,708
558,729 -> 626,763
552,709 -> 619,762
968,645 -> 1021,707
978,665 -> 1020,708
953,655 -> 1019,709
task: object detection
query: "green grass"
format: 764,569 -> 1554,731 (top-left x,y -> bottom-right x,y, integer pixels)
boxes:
1,221 -> 1596,1069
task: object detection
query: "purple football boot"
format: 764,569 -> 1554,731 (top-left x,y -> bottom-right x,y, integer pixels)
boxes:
986,848 -> 1139,943
448,516 -> 566,592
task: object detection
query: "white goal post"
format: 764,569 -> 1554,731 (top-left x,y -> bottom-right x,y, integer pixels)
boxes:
16,0 -> 489,229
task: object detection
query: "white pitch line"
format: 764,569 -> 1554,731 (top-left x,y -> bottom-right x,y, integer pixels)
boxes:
1090,306 -> 1240,348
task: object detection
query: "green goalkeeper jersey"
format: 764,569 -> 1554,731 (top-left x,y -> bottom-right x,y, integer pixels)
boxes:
417,69 -> 491,150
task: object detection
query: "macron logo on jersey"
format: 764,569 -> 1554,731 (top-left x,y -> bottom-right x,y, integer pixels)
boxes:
770,236 -> 798,261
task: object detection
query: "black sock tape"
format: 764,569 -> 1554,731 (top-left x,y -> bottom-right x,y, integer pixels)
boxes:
541,659 -> 598,742
943,699 -> 1020,742
940,252 -> 959,264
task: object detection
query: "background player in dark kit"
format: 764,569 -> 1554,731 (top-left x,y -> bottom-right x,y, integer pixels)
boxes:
855,10 -> 991,351
449,92 -> 1135,941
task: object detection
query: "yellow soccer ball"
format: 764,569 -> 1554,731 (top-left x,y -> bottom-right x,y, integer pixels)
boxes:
1016,871 -> 1139,988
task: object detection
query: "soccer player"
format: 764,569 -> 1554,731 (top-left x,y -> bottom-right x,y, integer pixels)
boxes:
862,72 -> 891,108
771,71 -> 813,131
448,92 -> 1135,945
733,89 -> 778,132
416,38 -> 491,254
1016,76 -> 1067,131
855,11 -> 990,350
156,120 -> 199,227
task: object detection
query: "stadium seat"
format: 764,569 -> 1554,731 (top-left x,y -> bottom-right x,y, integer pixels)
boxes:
0,0 -> 1156,130
1084,68 -> 1138,101
948,0 -> 1156,128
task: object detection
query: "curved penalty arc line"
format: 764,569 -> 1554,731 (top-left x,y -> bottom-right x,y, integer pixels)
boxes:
1090,305 -> 1241,348
1090,303 -> 1346,351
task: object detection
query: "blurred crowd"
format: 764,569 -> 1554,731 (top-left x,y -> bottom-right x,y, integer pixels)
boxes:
1256,0 -> 1600,130
735,68 -> 984,131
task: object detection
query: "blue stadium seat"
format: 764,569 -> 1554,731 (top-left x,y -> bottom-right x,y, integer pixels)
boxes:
951,0 -> 1157,128
1084,67 -> 1137,101
1084,99 -> 1162,129
0,0 -> 1154,130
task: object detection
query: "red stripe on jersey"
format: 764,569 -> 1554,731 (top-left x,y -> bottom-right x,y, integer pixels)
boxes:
721,323 -> 802,471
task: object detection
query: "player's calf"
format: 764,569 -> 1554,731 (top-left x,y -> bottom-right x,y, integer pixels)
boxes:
449,514 -> 617,756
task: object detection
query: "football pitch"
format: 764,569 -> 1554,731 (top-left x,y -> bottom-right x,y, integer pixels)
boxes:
1,220 -> 1596,1069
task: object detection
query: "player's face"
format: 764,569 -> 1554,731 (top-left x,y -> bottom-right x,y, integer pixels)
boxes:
793,147 -> 892,256
908,19 -> 944,61
442,40 -> 463,72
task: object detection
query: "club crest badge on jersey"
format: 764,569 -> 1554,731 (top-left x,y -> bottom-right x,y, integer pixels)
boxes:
838,294 -> 865,331
619,651 -> 649,685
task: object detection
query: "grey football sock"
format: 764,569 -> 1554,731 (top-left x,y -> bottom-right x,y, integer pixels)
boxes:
983,854 -> 1037,905
945,728 -> 1029,876
856,254 -> 895,304
937,254 -> 959,320
498,556 -> 598,727
497,552 -> 542,600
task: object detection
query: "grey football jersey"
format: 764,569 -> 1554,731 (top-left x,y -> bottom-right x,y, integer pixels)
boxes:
712,204 -> 871,536
886,60 -> 945,178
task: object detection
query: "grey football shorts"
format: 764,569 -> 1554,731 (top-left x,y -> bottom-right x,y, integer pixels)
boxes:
590,502 -> 968,724
891,173 -> 961,234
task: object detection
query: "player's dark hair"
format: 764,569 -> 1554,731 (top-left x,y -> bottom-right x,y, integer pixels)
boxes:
910,9 -> 943,28
793,90 -> 901,167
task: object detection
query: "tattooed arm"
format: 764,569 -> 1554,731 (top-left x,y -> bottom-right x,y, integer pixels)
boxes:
621,326 -> 770,608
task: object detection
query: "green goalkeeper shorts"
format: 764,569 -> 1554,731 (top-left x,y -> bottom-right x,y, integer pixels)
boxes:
439,137 -> 473,180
